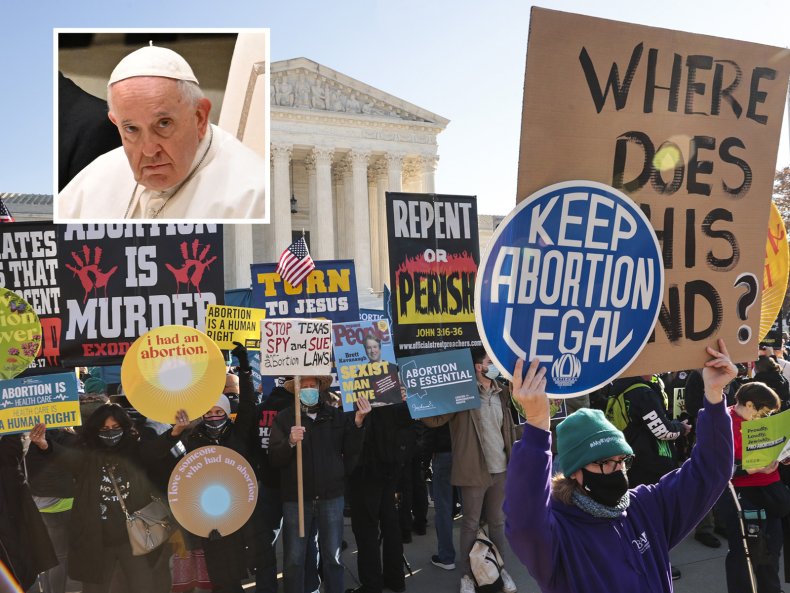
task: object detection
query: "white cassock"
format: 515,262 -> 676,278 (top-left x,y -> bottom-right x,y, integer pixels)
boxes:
57,124 -> 266,220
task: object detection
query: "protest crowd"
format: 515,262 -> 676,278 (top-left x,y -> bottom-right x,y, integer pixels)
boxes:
4,329 -> 790,593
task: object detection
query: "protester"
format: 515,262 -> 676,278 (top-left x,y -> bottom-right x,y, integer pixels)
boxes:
425,424 -> 456,571
0,434 -> 57,592
25,427 -> 80,593
398,420 -> 429,543
752,349 -> 790,410
504,339 -> 736,593
719,381 -> 789,593
422,347 -> 518,593
27,404 -> 189,593
347,401 -> 415,593
252,378 -> 319,593
58,45 -> 267,219
269,376 -> 370,593
184,342 -> 257,593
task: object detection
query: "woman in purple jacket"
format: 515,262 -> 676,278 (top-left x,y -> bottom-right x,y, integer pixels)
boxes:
504,339 -> 736,593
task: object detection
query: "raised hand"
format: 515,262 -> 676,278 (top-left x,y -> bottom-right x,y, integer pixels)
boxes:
512,358 -> 549,431
703,338 -> 737,402
355,395 -> 372,427
29,423 -> 49,450
171,409 -> 190,437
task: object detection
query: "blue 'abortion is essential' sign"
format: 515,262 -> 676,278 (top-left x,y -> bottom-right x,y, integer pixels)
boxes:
475,181 -> 664,397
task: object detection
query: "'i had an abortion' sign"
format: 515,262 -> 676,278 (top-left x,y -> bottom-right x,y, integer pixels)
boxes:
475,180 -> 663,397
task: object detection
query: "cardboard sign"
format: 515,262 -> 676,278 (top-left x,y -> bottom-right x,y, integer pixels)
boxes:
399,349 -> 479,419
260,318 -> 332,376
517,8 -> 790,374
250,260 -> 359,321
168,445 -> 258,537
0,223 -> 61,371
57,225 -> 224,367
333,320 -> 402,412
760,202 -> 789,341
386,193 -> 482,357
742,410 -> 790,469
121,325 -> 226,424
476,181 -> 664,396
206,304 -> 267,350
0,288 -> 42,379
0,372 -> 80,434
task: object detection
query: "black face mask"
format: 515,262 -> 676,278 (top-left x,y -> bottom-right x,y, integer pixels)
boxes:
204,418 -> 228,439
98,428 -> 124,447
581,468 -> 629,507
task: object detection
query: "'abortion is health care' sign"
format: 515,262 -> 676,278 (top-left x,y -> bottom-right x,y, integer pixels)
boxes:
475,181 -> 663,397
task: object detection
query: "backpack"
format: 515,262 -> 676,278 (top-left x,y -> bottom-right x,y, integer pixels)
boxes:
605,383 -> 650,431
469,528 -> 504,593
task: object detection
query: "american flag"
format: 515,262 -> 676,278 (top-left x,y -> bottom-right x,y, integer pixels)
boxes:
276,237 -> 315,287
0,198 -> 14,223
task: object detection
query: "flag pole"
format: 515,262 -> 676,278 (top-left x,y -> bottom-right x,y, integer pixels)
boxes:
295,375 -> 305,537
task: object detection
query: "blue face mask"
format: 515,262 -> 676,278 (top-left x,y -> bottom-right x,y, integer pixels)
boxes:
300,388 -> 320,407
484,365 -> 500,380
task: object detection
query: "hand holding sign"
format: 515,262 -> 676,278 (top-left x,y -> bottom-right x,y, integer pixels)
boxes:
354,395 -> 371,427
29,423 -> 48,450
511,359 -> 549,431
702,338 -> 737,403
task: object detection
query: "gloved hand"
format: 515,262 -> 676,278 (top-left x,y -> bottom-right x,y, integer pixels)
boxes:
231,341 -> 250,371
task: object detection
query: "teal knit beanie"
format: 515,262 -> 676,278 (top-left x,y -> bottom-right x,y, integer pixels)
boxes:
556,408 -> 633,477
82,377 -> 107,395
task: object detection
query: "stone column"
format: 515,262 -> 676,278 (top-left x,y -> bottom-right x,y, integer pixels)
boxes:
349,150 -> 371,289
338,157 -> 355,259
304,153 -> 318,251
312,146 -> 335,260
421,155 -> 438,193
270,144 -> 293,256
372,159 -> 389,288
233,224 -> 254,288
368,170 -> 380,289
402,159 -> 421,193
332,165 -> 345,257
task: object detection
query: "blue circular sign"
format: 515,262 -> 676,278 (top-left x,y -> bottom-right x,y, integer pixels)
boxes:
475,181 -> 664,397
201,484 -> 231,517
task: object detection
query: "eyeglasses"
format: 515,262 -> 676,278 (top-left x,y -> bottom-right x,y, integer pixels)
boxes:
588,455 -> 634,474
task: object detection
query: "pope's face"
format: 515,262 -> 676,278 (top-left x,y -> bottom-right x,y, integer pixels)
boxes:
108,77 -> 211,191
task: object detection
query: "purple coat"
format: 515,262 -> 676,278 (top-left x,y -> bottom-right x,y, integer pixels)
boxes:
504,398 -> 733,593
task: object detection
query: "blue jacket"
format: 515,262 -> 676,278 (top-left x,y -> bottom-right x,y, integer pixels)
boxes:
504,398 -> 733,593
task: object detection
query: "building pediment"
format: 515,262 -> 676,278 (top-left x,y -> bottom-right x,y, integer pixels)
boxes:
272,58 -> 449,128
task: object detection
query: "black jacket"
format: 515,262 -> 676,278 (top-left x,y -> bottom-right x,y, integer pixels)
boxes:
611,377 -> 686,485
0,435 -> 57,591
269,400 -> 364,502
253,386 -> 294,489
353,402 -> 414,480
25,428 -> 79,498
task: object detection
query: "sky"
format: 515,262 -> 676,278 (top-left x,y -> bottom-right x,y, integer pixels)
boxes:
2,0 -> 789,215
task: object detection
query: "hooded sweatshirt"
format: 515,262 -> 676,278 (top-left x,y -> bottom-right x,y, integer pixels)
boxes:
504,397 -> 732,593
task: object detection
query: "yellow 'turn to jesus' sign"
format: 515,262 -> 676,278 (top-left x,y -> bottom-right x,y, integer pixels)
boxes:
205,304 -> 267,350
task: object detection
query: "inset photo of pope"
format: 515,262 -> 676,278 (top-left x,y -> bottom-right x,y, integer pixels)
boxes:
55,29 -> 269,222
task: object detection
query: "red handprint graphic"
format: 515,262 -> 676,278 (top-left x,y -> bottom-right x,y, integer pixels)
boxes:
65,245 -> 119,303
165,239 -> 217,294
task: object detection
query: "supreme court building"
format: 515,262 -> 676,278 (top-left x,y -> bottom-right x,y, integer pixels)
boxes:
224,57 -> 449,298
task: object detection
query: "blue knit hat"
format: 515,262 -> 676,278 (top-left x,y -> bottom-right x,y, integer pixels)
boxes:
556,408 -> 633,477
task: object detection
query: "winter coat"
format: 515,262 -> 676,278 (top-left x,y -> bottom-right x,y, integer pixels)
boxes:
27,431 -> 178,583
253,386 -> 294,489
269,400 -> 364,502
504,398 -> 733,593
353,403 -> 415,480
422,381 -> 517,487
0,435 -> 57,590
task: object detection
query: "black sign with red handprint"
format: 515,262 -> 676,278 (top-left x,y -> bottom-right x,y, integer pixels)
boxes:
56,224 -> 224,367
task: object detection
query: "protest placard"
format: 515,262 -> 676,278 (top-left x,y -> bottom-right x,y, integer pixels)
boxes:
0,222 -> 60,371
121,325 -> 226,424
58,225 -> 224,367
517,8 -> 790,374
333,319 -> 401,412
0,288 -> 42,380
476,180 -> 664,396
168,445 -> 258,537
206,304 -> 266,350
760,203 -> 789,341
386,193 -> 481,357
742,410 -> 790,470
0,372 -> 80,434
399,349 -> 479,419
260,318 -> 332,376
250,260 -> 359,321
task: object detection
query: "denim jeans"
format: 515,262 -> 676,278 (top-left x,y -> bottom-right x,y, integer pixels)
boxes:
431,452 -> 455,564
282,496 -> 345,593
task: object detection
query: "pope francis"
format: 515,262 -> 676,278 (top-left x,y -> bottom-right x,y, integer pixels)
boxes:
57,45 -> 266,220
